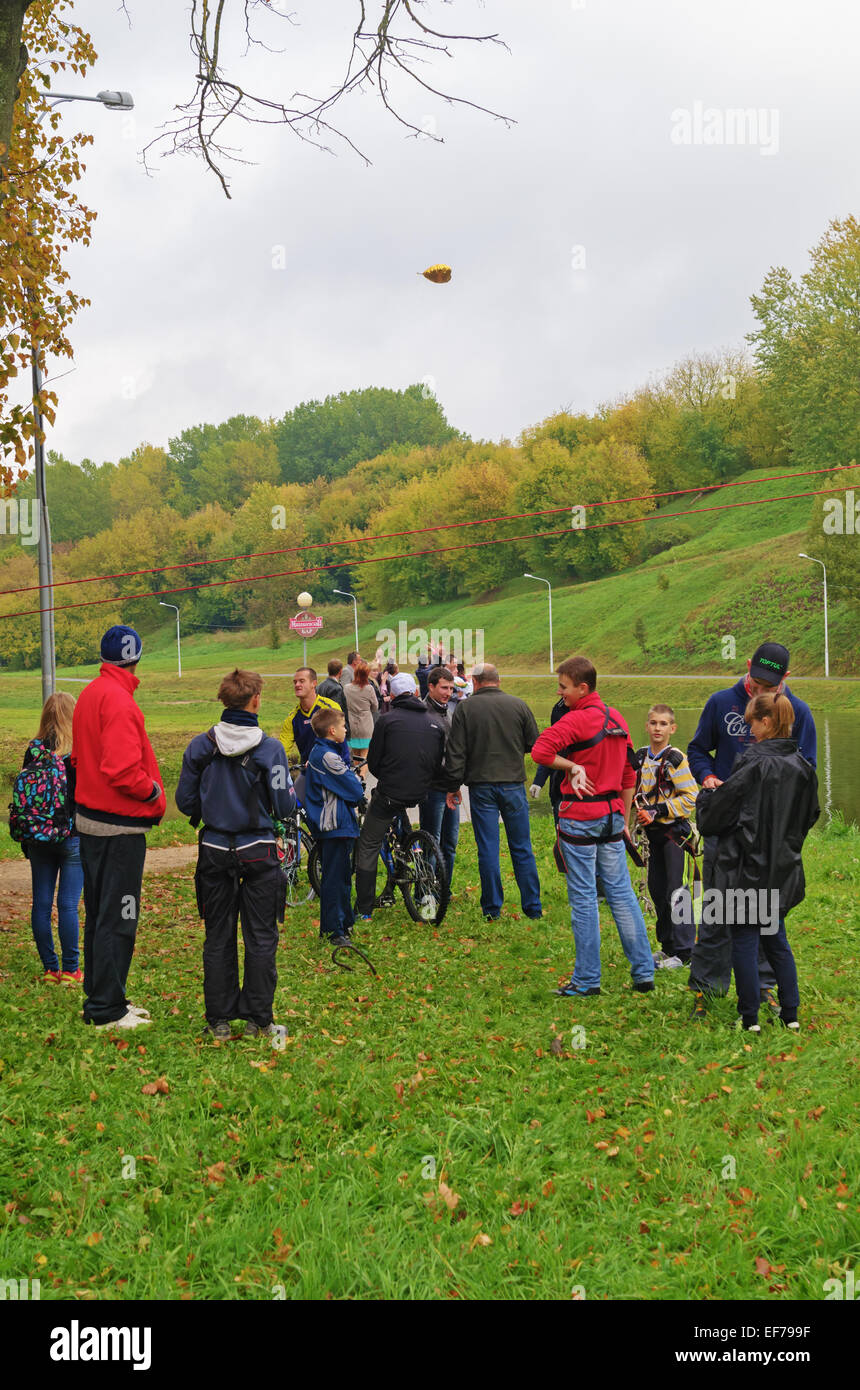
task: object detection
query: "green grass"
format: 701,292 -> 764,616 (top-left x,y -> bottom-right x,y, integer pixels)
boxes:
1,816 -> 857,1300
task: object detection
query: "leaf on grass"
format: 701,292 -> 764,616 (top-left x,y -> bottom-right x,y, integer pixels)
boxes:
84,1232 -> 102,1247
439,1181 -> 460,1213
806,1105 -> 825,1120
206,1162 -> 227,1183
393,1082 -> 405,1101
594,1141 -> 609,1150
509,1199 -> 535,1216
141,1083 -> 159,1095
639,1221 -> 650,1234
469,1231 -> 492,1250
542,1180 -> 555,1197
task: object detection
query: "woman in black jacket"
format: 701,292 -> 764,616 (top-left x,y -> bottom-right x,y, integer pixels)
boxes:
695,691 -> 819,1033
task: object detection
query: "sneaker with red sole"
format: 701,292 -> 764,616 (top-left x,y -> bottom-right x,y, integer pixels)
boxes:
60,969 -> 83,984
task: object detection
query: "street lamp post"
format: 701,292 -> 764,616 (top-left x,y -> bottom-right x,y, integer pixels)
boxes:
159,602 -> 181,679
523,573 -> 554,672
296,591 -> 312,667
333,589 -> 359,655
798,553 -> 829,678
27,89 -> 134,704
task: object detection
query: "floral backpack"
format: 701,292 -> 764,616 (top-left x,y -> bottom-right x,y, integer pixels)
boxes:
8,739 -> 71,844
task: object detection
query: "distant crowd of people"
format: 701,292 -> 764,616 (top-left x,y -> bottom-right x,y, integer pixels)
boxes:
9,626 -> 818,1041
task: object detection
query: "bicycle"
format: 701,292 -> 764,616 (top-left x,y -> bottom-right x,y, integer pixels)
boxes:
308,799 -> 450,925
276,770 -> 318,906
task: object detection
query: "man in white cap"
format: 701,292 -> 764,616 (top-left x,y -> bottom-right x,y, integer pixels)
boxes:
353,672 -> 446,918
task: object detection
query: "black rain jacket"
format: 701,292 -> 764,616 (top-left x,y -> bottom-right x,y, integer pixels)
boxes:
695,738 -> 819,914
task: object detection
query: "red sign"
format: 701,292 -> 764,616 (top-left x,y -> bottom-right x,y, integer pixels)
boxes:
289,612 -> 323,637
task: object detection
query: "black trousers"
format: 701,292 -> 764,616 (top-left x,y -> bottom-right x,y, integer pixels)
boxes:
689,834 -> 776,994
645,823 -> 694,961
319,837 -> 355,940
354,792 -> 409,915
80,833 -> 147,1025
195,842 -> 284,1026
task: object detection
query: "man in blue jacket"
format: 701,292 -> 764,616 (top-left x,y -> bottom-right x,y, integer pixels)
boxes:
304,705 -> 366,946
176,668 -> 295,1041
685,641 -> 817,1018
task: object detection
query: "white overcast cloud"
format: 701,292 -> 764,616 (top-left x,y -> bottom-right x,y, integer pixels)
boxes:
36,0 -> 860,464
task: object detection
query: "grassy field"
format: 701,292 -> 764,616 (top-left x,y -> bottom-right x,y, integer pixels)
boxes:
0,815 -> 857,1301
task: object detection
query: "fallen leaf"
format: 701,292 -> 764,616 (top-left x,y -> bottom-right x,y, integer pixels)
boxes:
84,1232 -> 102,1247
639,1221 -> 650,1234
141,1083 -> 159,1096
393,1082 -> 405,1101
806,1105 -> 825,1121
206,1162 -> 227,1184
550,1038 -> 563,1056
469,1231 -> 492,1250
542,1180 -> 555,1197
439,1181 -> 460,1213
509,1199 -> 536,1216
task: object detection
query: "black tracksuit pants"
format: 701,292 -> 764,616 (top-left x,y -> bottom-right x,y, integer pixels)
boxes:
80,832 -> 147,1025
195,842 -> 284,1026
644,823 -> 694,961
319,837 -> 355,940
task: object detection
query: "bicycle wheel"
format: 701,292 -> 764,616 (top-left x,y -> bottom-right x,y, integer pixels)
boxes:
399,828 -> 450,925
283,828 -> 316,907
309,840 -> 394,909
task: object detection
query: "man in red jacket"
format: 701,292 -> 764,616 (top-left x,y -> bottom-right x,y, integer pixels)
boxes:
531,654 -> 655,998
72,626 -> 165,1030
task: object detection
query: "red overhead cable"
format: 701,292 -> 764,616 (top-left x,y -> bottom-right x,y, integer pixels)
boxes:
0,483 -> 850,621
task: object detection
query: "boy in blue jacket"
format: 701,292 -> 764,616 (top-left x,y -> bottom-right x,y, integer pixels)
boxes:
176,669 -> 295,1041
304,705 -> 365,946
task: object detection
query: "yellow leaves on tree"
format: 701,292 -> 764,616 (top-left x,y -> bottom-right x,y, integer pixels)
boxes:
0,1 -> 96,492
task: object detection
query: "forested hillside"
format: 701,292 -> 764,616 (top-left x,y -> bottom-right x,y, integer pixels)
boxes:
1,217 -> 858,670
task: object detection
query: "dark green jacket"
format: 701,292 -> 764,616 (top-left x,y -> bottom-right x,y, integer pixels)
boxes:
444,686 -> 539,788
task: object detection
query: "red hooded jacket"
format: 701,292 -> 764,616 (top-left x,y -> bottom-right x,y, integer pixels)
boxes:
531,690 -> 636,822
72,664 -> 166,827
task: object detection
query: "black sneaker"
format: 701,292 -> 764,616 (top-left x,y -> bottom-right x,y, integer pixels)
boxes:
554,982 -> 600,997
633,980 -> 655,993
761,987 -> 780,1021
484,914 -> 500,923
330,935 -> 351,949
203,1019 -> 231,1041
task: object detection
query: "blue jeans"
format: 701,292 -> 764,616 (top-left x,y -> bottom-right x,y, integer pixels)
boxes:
468,782 -> 542,918
732,916 -> 798,1025
28,835 -> 83,972
559,814 -> 654,989
419,788 -> 460,887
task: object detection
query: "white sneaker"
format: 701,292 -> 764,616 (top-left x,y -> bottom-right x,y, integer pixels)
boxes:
94,1010 -> 152,1031
127,1004 -> 151,1018
660,955 -> 685,970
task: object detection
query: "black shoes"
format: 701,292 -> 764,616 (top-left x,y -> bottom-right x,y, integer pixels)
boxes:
633,980 -> 655,993
554,982 -> 601,997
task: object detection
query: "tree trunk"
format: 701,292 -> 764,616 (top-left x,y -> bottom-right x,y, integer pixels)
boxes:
0,0 -> 32,167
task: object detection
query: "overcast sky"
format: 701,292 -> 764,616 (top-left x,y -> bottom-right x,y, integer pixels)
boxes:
36,0 -> 860,465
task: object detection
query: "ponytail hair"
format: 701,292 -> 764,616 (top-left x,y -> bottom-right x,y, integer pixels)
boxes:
744,691 -> 793,739
38,692 -> 76,757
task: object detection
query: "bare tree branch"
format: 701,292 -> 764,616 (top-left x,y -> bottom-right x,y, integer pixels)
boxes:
141,0 -> 513,198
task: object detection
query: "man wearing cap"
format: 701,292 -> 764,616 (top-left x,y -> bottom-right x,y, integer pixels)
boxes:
353,673 -> 446,918
72,626 -> 166,1031
686,641 -> 817,1017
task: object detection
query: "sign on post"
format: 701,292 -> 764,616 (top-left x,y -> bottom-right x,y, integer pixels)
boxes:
289,613 -> 323,637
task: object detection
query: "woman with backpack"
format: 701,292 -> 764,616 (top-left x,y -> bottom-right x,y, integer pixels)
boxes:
10,693 -> 83,983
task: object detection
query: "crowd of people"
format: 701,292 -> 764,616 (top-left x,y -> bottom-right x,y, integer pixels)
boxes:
9,625 -> 819,1041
